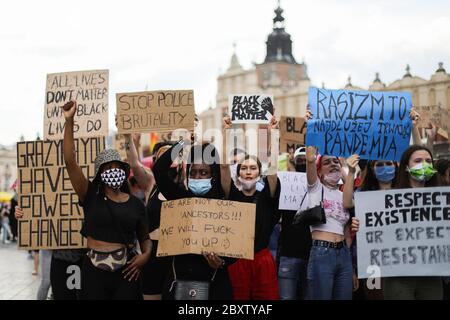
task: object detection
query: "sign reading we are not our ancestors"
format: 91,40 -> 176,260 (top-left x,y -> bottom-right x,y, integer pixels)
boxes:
44,70 -> 109,140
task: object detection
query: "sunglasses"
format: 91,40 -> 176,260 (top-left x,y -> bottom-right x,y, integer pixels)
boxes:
374,161 -> 394,167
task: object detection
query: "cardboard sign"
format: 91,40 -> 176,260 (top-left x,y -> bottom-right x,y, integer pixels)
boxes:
157,198 -> 256,259
229,94 -> 274,124
116,90 -> 195,134
277,172 -> 308,211
16,137 -> 105,250
414,105 -> 449,139
44,70 -> 109,140
280,116 -> 306,153
306,87 -> 413,161
114,134 -> 127,161
355,187 -> 450,278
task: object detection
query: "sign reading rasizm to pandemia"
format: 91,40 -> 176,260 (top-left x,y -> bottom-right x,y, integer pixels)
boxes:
116,90 -> 196,134
355,187 -> 450,279
306,87 -> 413,161
157,198 -> 256,260
229,94 -> 274,124
16,137 -> 105,250
44,70 -> 109,140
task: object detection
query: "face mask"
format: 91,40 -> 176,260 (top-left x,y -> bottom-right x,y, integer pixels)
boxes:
238,177 -> 259,191
101,168 -> 126,189
188,178 -> 212,196
295,164 -> 306,172
407,162 -> 437,182
323,171 -> 342,185
374,166 -> 396,183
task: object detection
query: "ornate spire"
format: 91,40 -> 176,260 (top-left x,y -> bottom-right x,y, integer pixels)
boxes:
228,42 -> 242,71
403,64 -> 412,78
374,72 -> 381,83
436,62 -> 446,73
264,1 -> 297,64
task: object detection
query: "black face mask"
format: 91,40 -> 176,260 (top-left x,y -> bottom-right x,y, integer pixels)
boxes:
295,164 -> 307,172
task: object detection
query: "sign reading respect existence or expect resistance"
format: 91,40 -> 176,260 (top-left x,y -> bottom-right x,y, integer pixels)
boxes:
157,198 -> 256,260
116,90 -> 196,134
306,87 -> 413,161
355,187 -> 450,278
229,94 -> 274,124
16,137 -> 105,250
44,70 -> 109,140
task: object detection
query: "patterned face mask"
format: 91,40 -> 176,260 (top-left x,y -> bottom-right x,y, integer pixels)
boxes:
101,168 -> 126,189
407,162 -> 437,182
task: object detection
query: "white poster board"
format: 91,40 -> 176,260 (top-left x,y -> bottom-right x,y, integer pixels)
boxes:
355,187 -> 450,278
277,172 -> 307,211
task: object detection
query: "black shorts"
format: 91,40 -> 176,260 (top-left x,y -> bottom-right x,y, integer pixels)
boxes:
141,240 -> 171,295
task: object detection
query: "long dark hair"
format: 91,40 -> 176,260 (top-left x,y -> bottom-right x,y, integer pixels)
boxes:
395,145 -> 439,189
186,142 -> 223,198
359,160 -> 398,191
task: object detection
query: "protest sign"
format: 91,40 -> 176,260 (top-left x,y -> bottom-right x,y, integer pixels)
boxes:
44,70 -> 109,140
116,90 -> 195,134
277,172 -> 307,211
157,198 -> 256,259
114,134 -> 127,161
414,105 -> 449,139
228,94 -> 274,124
280,116 -> 306,153
16,137 -> 105,250
306,87 -> 413,161
355,187 -> 450,278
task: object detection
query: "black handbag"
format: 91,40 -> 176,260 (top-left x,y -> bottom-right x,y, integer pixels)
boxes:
170,258 -> 218,300
292,186 -> 326,226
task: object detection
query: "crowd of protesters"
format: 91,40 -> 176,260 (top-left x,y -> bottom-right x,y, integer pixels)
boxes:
7,100 -> 449,300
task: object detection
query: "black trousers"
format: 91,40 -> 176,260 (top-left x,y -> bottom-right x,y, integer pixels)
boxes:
50,256 -> 83,300
79,256 -> 143,300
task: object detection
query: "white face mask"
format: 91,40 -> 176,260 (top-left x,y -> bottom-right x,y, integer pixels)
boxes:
323,171 -> 342,186
238,176 -> 259,191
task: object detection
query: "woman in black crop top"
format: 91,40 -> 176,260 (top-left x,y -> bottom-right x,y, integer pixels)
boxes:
220,115 -> 281,300
62,101 -> 151,300
153,141 -> 236,300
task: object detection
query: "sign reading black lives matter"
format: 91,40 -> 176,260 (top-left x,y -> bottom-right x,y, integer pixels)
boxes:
355,187 -> 450,278
44,70 -> 109,140
306,87 -> 413,161
16,137 -> 105,250
229,94 -> 274,124
116,90 -> 196,134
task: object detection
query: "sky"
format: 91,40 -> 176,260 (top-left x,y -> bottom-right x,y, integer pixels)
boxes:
1,0 -> 449,146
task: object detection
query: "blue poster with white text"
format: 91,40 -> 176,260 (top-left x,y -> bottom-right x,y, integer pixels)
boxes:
306,87 -> 413,161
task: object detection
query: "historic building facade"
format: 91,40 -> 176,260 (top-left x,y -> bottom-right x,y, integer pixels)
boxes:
199,3 -> 450,157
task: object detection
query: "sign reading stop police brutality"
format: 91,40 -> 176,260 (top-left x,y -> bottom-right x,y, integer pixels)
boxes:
44,70 -> 109,140
306,87 -> 413,161
16,137 -> 105,250
116,90 -> 195,134
355,187 -> 450,278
